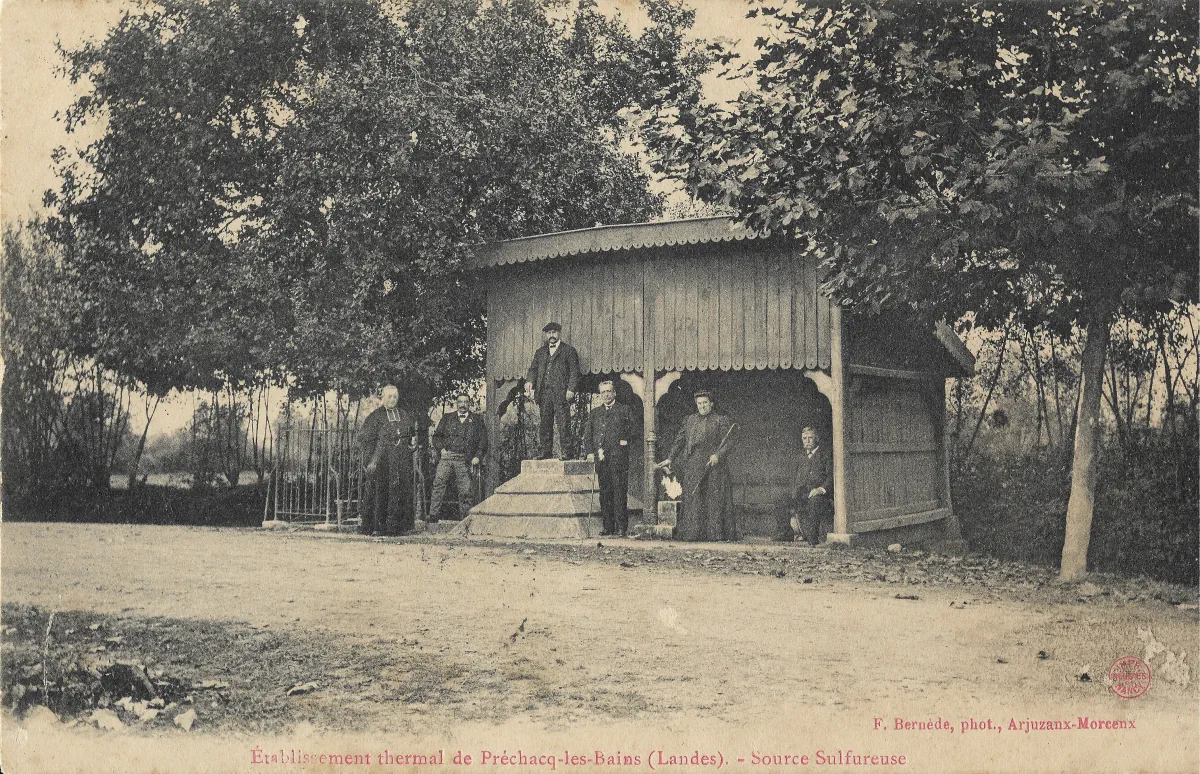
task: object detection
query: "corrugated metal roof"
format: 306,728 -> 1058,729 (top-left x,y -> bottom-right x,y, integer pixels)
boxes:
471,216 -> 765,268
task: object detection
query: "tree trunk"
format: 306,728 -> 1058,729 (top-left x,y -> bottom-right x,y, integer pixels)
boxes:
963,323 -> 1011,464
1059,313 -> 1112,581
127,395 -> 161,490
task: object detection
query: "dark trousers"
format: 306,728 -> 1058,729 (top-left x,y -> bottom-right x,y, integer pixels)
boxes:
775,494 -> 833,544
597,459 -> 629,535
538,399 -> 573,459
361,448 -> 413,536
428,454 -> 474,521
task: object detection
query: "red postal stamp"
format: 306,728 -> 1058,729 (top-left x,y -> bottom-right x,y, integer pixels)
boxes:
1107,655 -> 1151,699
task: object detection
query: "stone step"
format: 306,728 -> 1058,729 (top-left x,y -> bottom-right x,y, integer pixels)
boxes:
520,458 -> 595,476
471,492 -> 599,517
468,459 -> 646,537
495,473 -> 600,495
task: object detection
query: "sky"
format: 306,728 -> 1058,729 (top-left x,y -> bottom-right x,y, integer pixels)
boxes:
0,0 -> 763,224
0,0 -> 766,437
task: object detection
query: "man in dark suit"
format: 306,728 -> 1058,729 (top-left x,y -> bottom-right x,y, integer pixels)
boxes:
525,321 -> 581,459
358,384 -> 424,536
428,394 -> 488,522
582,380 -> 641,536
778,426 -> 834,545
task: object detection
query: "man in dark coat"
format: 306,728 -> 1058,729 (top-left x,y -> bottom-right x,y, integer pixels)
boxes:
658,390 -> 737,541
525,321 -> 581,459
582,380 -> 641,536
358,385 -> 424,536
428,394 -> 488,522
777,426 -> 834,545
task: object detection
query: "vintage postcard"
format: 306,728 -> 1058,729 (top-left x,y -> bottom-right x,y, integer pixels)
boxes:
2,0 -> 1197,772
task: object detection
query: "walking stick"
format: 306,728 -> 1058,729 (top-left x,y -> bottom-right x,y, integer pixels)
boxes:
691,422 -> 738,498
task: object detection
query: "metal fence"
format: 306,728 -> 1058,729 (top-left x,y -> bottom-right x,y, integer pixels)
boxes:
265,423 -> 366,527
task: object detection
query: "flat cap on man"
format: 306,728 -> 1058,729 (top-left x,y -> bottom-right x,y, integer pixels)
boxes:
542,322 -> 562,332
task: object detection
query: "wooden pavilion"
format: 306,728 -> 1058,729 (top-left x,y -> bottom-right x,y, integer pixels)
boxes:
471,217 -> 974,543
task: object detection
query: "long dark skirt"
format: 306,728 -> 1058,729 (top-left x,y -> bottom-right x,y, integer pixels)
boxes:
677,463 -> 737,542
362,444 -> 414,535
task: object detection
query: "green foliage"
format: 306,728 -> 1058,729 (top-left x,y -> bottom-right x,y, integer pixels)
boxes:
2,484 -> 265,527
48,0 -> 710,399
1,222 -> 75,505
650,1 -> 1198,329
956,431 -> 1198,585
2,222 -> 135,503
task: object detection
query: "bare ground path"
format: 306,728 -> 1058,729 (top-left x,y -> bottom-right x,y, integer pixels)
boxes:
1,523 -> 1197,774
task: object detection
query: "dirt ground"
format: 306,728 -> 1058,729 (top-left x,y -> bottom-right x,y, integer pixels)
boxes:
1,523 -> 1197,774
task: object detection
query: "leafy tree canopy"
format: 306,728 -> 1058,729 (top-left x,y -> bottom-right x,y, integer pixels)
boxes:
649,0 -> 1197,332
48,0 -> 711,399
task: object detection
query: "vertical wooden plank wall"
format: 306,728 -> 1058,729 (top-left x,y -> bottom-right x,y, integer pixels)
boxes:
844,377 -> 943,529
482,244 -> 834,381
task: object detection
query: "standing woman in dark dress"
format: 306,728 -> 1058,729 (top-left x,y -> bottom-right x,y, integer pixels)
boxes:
359,385 -> 419,536
657,390 -> 738,541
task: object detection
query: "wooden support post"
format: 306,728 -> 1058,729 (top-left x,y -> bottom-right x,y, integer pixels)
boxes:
938,378 -> 965,542
485,379 -> 501,499
641,257 -> 658,520
484,379 -> 521,499
829,305 -> 852,542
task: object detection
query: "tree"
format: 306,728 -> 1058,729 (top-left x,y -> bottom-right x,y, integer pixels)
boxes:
2,222 -> 75,504
1,221 -> 143,500
47,0 -> 710,401
649,1 -> 1197,579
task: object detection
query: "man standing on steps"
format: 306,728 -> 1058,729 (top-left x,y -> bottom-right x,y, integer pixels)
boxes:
525,321 -> 580,460
427,393 -> 489,523
582,380 -> 640,537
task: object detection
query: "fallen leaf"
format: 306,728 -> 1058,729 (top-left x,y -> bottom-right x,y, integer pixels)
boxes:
173,709 -> 197,731
286,682 -> 320,696
23,706 -> 59,728
89,709 -> 124,731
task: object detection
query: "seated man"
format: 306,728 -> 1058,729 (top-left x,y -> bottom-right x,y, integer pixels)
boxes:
777,426 -> 833,545
427,394 -> 488,522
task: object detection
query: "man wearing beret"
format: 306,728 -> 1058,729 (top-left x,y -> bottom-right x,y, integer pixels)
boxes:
657,390 -> 738,541
582,380 -> 641,536
525,322 -> 581,460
